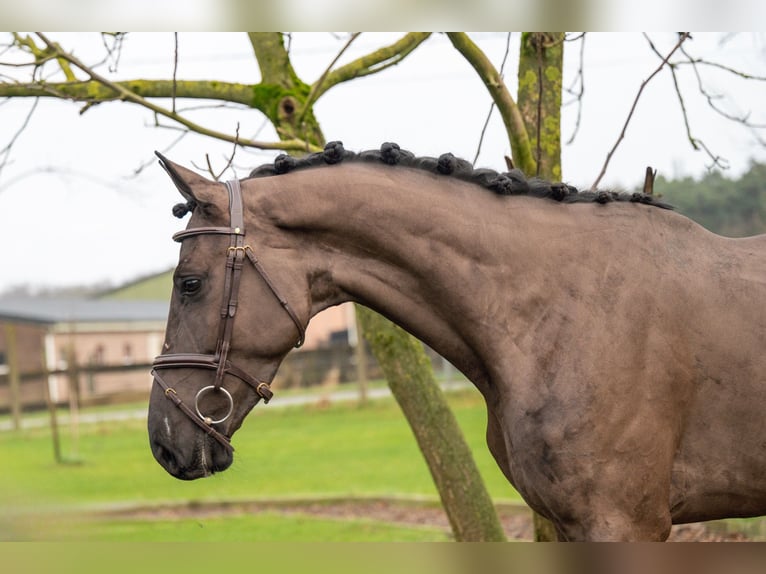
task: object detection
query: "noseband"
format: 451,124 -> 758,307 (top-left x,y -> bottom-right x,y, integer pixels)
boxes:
152,179 -> 305,453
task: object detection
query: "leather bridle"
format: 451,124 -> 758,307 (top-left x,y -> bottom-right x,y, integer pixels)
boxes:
152,179 -> 305,454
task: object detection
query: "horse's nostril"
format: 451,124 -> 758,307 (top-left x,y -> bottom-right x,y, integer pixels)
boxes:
152,439 -> 180,475
149,415 -> 233,480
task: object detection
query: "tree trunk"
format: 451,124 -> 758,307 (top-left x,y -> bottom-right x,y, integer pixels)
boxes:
248,33 -> 324,148
356,306 -> 507,541
518,31 -> 565,542
517,33 -> 564,181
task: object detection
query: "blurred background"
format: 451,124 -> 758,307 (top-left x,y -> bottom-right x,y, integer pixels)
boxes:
2,30 -> 766,545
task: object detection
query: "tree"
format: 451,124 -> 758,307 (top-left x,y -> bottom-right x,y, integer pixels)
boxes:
3,31 -> 765,542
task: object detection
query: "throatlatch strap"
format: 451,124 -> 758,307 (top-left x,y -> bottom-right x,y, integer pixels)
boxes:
242,247 -> 306,348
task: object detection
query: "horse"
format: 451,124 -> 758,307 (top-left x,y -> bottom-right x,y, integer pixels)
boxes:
147,141 -> 766,541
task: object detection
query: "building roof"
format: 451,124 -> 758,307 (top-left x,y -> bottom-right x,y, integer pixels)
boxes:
0,297 -> 169,324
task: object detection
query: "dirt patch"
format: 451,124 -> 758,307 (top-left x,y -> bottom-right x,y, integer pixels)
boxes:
100,498 -> 752,541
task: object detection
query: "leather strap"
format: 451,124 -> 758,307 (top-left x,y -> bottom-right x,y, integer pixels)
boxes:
212,181 -> 246,389
243,246 -> 306,348
153,369 -> 234,454
153,177 -> 299,449
153,353 -> 273,403
173,226 -> 243,242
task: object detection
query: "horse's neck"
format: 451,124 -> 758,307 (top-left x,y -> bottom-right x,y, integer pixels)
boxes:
254,163 -> 554,384
263,163 -> 533,295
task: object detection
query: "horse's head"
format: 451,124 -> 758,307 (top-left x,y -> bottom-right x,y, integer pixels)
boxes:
147,155 -> 307,480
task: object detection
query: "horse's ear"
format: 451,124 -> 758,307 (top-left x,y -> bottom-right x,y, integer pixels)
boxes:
155,151 -> 214,204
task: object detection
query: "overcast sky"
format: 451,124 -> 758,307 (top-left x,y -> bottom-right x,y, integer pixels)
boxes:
1,32 -> 765,294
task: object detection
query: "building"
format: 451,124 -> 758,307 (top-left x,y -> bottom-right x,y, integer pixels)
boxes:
0,268 -> 360,411
96,268 -> 356,350
0,297 -> 168,410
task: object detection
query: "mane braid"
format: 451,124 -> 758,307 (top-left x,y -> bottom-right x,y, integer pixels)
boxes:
245,141 -> 674,210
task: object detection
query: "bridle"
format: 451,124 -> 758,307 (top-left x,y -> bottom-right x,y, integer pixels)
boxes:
151,179 -> 305,454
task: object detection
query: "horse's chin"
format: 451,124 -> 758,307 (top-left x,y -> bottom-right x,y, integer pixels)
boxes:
150,432 -> 233,480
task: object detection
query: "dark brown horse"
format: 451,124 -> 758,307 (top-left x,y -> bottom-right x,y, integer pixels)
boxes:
147,142 -> 766,541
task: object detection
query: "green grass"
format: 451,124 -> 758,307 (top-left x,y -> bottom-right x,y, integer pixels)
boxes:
0,388 -> 520,541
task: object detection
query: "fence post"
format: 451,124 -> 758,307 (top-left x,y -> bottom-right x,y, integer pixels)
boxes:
66,345 -> 80,461
4,323 -> 22,431
351,304 -> 368,404
40,341 -> 62,463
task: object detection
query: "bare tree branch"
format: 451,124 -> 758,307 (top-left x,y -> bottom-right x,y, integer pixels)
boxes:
308,32 -> 432,103
591,33 -> 691,190
192,124 -> 241,181
0,77 -> 253,104
675,55 -> 766,82
447,32 -> 536,175
0,97 -> 38,179
563,33 -> 586,145
31,33 -> 318,154
473,33 -> 512,165
665,54 -> 730,170
0,163 -> 131,194
130,131 -> 189,178
100,33 -> 126,74
172,32 -> 178,114
679,44 -> 766,130
301,32 -> 361,120
643,33 -> 754,170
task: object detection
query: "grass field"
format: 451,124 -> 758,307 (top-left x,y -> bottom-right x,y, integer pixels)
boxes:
0,386 -> 522,541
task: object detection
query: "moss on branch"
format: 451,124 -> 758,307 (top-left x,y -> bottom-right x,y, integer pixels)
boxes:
0,79 -> 255,106
518,33 -> 564,181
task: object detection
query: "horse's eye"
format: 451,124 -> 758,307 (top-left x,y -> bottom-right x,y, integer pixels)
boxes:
180,277 -> 202,296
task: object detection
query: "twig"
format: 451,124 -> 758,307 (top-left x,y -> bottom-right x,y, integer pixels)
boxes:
0,164 -> 131,194
172,32 -> 178,114
300,32 -> 361,123
0,97 -> 38,179
473,33 -> 512,165
679,43 -> 766,129
590,33 -> 691,190
673,57 -> 766,82
194,124 -> 241,181
100,33 -> 125,73
563,33 -> 586,145
130,131 -> 188,178
645,33 -> 731,170
666,57 -> 730,170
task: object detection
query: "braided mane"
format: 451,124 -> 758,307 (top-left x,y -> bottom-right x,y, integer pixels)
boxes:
172,141 -> 672,218
249,141 -> 673,209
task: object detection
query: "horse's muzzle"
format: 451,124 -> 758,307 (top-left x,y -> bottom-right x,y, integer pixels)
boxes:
149,429 -> 233,480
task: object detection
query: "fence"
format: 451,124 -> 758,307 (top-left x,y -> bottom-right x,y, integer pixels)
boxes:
0,340 -> 459,434
1,343 -> 389,418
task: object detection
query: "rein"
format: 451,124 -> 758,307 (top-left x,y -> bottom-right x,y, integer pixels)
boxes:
152,179 -> 305,453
